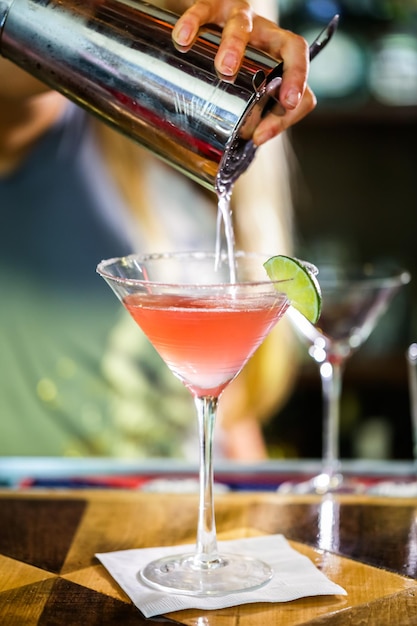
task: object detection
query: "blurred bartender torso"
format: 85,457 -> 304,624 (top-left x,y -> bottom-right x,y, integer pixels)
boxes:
0,102 -> 218,458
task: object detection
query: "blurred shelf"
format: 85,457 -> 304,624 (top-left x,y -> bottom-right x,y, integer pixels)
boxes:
298,352 -> 409,387
301,102 -> 417,126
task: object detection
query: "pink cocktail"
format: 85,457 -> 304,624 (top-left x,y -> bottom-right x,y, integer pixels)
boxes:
125,292 -> 286,397
97,251 -> 290,595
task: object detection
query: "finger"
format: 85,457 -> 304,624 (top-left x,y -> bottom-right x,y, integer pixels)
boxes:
253,86 -> 316,146
172,2 -> 210,49
279,32 -> 310,111
214,3 -> 253,77
172,1 -> 253,76
250,16 -> 310,111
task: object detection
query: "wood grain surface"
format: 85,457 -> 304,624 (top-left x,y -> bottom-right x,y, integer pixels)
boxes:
0,490 -> 416,625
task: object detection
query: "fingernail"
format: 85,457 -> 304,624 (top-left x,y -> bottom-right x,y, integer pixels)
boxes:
174,24 -> 192,46
285,88 -> 301,108
218,52 -> 239,76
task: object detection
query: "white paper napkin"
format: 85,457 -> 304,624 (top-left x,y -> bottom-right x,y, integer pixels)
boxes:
96,534 -> 347,617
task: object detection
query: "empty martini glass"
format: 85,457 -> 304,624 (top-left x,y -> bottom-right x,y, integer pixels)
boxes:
284,262 -> 410,494
97,250 -> 293,595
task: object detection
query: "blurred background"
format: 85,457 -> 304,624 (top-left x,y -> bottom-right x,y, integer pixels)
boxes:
263,0 -> 417,462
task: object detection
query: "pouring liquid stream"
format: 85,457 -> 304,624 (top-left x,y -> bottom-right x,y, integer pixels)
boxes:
213,14 -> 340,283
215,187 -> 236,283
214,138 -> 258,283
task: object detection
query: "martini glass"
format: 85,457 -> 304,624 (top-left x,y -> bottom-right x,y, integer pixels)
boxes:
97,250 -> 292,595
285,262 -> 410,494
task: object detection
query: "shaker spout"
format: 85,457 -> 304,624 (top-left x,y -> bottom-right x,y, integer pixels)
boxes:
238,13 -> 340,140
252,70 -> 267,91
238,61 -> 284,141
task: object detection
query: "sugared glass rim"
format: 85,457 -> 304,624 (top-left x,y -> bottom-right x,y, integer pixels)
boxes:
96,250 -> 317,289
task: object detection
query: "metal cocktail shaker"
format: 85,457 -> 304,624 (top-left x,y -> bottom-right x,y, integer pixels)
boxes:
0,0 -> 284,191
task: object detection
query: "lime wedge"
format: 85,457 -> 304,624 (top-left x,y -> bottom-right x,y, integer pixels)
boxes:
264,255 -> 322,324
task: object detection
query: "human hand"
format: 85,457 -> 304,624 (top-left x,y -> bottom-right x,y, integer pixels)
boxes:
172,0 -> 316,146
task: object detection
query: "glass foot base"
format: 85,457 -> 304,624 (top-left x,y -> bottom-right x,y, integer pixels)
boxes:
139,552 -> 273,596
278,472 -> 367,495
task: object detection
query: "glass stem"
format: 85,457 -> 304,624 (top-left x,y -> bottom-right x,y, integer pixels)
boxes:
193,395 -> 221,568
320,358 -> 344,480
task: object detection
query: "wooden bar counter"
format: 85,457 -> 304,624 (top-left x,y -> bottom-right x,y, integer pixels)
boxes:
0,488 -> 416,625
